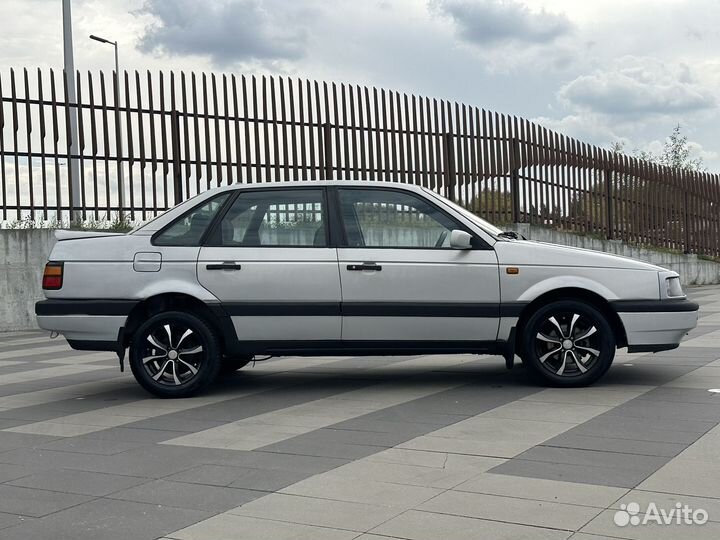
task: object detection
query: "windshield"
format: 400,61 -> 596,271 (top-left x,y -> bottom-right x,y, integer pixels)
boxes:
421,187 -> 504,237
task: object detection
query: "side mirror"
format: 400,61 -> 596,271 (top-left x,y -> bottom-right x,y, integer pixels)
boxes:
449,229 -> 473,250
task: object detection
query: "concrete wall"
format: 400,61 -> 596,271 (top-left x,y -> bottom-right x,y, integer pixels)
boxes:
1,230 -> 56,332
507,223 -> 720,286
1,227 -> 719,332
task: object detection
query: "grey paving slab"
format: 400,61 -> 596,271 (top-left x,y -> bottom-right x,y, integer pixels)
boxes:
490,458 -> 652,488
0,372 -> 127,398
0,484 -> 92,517
0,498 -> 212,540
259,438 -> 385,460
38,437 -> 146,455
542,433 -> 687,457
636,386 -> 720,404
201,449 -> 350,474
165,464 -> 309,491
605,399 -> 720,422
371,509 -> 571,540
8,469 -> 149,496
125,416 -> 229,433
0,512 -> 33,531
511,445 -> 669,473
0,432 -> 59,453
0,463 -> 36,483
77,426 -> 193,444
569,416 -> 709,443
106,479 -> 261,512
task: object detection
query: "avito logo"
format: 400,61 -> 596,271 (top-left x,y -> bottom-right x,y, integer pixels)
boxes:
614,502 -> 708,527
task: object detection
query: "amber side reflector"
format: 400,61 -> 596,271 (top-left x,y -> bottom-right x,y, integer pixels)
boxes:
42,262 -> 64,290
506,267 -> 519,275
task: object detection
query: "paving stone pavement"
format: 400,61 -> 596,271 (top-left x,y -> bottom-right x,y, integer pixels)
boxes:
0,285 -> 719,539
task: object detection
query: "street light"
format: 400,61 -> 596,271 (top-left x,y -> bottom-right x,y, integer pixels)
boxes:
90,34 -> 124,220
62,0 -> 82,223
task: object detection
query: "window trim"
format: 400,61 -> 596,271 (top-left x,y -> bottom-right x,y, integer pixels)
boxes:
151,191 -> 236,247
202,186 -> 332,249
330,186 -> 490,250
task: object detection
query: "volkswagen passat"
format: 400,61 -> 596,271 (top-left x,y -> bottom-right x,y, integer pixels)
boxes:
36,181 -> 698,397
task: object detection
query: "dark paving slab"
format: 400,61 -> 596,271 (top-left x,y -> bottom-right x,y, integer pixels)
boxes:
38,437 -> 147,456
490,458 -> 657,488
165,464 -> 309,491
0,498 -> 212,540
0,485 -> 92,517
0,432 -> 60,453
8,469 -> 149,497
106,479 -> 261,512
540,433 -> 687,457
0,512 -> 33,531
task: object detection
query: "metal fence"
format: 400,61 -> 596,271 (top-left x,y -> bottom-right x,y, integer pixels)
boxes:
1,68 -> 719,256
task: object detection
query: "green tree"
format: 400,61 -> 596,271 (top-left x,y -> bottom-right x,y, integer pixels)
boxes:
611,124 -> 705,172
569,125 -> 702,242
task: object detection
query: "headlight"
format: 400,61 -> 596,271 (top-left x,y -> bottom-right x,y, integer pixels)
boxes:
666,276 -> 684,297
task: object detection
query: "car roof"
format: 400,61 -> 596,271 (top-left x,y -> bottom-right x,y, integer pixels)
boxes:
211,179 -> 427,194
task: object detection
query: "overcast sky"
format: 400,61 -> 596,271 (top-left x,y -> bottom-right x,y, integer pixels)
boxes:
4,0 -> 720,170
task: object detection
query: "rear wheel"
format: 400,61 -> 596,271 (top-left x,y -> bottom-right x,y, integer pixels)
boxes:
129,311 -> 221,398
520,300 -> 615,386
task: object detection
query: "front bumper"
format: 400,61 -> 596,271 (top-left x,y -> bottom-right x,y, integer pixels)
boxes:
613,299 -> 699,352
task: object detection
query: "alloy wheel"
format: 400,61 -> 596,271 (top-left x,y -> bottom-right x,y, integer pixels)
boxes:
140,321 -> 205,386
533,311 -> 602,377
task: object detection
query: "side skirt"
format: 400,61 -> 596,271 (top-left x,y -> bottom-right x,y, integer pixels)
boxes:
230,340 -> 505,357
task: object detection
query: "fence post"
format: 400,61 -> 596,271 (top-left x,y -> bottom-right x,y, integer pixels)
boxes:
323,123 -> 333,180
605,169 -> 613,240
510,138 -> 521,223
443,133 -> 455,201
170,110 -> 183,205
683,190 -> 691,254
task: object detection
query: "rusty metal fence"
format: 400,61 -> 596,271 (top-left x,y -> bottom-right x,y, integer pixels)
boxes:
1,68 -> 719,256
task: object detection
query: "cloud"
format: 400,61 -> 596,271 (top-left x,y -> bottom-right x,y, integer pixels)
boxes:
432,0 -> 572,46
558,57 -> 716,117
137,0 -> 309,65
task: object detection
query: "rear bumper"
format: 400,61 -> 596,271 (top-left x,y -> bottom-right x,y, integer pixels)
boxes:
36,314 -> 126,343
35,300 -> 133,346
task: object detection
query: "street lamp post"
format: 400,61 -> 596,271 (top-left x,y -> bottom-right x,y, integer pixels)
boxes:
90,34 -> 124,220
62,0 -> 82,223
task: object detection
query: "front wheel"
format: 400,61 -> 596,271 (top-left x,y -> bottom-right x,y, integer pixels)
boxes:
520,300 -> 616,387
129,311 -> 221,398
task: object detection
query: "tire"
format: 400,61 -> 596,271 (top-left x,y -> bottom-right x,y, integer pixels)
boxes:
129,311 -> 221,398
220,355 -> 253,374
520,300 -> 616,387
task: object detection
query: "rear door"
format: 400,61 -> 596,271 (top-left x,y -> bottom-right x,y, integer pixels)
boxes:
334,187 -> 500,344
197,187 -> 341,342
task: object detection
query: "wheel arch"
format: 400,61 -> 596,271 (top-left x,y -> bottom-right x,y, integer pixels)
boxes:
514,287 -> 628,353
122,293 -> 234,354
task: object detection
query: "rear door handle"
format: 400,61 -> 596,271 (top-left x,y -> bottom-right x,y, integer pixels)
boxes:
206,262 -> 242,271
347,263 -> 382,272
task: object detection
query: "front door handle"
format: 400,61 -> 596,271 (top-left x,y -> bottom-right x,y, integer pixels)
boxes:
347,263 -> 382,272
206,262 -> 242,271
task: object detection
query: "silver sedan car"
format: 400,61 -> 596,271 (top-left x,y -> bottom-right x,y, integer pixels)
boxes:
36,181 -> 699,397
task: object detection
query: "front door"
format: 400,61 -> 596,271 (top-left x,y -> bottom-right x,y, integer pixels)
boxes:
334,187 -> 500,344
197,188 -> 341,342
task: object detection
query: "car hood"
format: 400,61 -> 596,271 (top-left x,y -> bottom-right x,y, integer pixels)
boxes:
494,239 -> 665,271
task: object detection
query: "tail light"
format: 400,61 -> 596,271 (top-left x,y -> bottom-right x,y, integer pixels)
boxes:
42,262 -> 64,290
